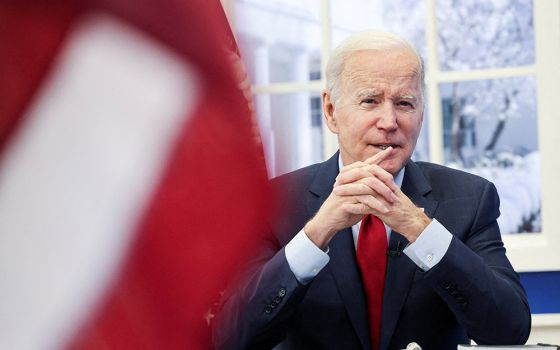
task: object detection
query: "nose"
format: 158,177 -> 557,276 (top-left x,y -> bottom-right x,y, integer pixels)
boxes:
375,102 -> 398,131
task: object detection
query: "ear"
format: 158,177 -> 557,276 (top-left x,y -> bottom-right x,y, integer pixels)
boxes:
322,89 -> 339,134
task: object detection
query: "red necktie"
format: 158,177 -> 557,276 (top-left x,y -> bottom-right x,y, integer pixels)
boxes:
356,214 -> 387,349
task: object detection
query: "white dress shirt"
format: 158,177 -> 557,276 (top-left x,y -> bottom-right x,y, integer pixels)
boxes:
285,156 -> 452,284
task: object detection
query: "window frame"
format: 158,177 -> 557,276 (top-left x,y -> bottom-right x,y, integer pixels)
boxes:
222,0 -> 560,272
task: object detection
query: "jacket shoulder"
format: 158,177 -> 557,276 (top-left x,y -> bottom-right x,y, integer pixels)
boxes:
414,161 -> 491,184
270,162 -> 322,191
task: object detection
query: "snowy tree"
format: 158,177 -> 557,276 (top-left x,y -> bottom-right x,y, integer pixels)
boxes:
436,0 -> 541,234
437,0 -> 535,165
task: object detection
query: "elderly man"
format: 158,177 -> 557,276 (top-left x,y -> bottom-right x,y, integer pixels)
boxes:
213,31 -> 530,350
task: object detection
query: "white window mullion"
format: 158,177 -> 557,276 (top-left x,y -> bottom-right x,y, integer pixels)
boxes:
425,0 -> 444,165
436,65 -> 537,83
252,81 -> 323,94
320,0 -> 331,77
321,0 -> 338,160
504,0 -> 560,271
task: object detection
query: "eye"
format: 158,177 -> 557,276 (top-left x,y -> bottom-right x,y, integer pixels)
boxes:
397,100 -> 415,109
361,98 -> 376,105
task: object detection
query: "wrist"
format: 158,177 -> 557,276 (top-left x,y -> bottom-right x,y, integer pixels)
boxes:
406,211 -> 432,243
304,218 -> 333,250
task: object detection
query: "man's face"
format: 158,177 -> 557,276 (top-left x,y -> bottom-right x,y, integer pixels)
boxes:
323,48 -> 424,176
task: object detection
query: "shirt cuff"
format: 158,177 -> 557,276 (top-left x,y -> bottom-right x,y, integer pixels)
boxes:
403,219 -> 452,271
285,229 -> 330,285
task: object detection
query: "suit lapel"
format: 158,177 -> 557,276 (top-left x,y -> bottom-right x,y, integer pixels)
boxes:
307,153 -> 371,350
379,161 -> 438,350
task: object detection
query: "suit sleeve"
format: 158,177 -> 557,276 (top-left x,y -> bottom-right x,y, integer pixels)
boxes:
211,224 -> 311,350
421,181 -> 531,345
212,165 -> 325,349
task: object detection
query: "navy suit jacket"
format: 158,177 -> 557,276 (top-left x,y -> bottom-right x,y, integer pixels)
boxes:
213,152 -> 531,350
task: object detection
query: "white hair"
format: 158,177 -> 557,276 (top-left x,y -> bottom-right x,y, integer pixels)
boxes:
325,30 -> 425,105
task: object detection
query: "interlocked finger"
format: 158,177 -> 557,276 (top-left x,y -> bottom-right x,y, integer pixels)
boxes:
339,161 -> 368,174
335,167 -> 374,186
354,194 -> 390,214
341,201 -> 373,215
366,164 -> 399,192
334,177 -> 396,204
363,146 -> 393,165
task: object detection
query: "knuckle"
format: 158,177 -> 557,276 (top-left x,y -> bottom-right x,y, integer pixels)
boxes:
367,177 -> 380,188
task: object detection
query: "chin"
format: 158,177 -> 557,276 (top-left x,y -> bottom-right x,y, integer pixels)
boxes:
379,159 -> 404,176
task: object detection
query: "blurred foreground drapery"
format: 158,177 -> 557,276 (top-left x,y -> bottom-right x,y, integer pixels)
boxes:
0,0 -> 269,349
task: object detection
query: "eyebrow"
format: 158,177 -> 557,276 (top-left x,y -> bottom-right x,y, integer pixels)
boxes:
399,94 -> 419,102
356,90 -> 419,102
356,90 -> 381,99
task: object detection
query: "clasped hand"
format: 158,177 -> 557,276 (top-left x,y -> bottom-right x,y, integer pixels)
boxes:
304,147 -> 431,250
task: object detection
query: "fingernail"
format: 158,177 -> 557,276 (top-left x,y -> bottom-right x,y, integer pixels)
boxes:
381,206 -> 389,213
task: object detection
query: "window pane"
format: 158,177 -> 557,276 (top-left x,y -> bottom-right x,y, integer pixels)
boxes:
235,0 -> 322,84
437,0 -> 535,71
255,93 -> 324,177
330,0 -> 426,58
440,76 -> 540,234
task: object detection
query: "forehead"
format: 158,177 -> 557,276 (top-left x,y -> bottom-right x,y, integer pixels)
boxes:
341,49 -> 421,94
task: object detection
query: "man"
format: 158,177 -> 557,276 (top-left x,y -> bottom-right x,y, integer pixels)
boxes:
213,31 -> 531,350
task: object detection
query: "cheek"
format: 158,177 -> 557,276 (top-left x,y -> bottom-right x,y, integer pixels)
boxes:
340,120 -> 365,142
400,118 -> 422,140
351,116 -> 373,139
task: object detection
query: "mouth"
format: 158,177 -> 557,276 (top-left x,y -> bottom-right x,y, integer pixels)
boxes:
373,143 -> 398,150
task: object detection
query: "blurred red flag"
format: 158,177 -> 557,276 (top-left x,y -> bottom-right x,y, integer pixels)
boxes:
0,0 -> 268,349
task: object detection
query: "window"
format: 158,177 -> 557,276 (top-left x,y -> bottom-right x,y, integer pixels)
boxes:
223,0 -> 560,272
